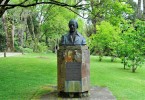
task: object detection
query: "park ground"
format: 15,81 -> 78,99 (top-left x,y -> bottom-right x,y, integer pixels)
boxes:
0,52 -> 145,100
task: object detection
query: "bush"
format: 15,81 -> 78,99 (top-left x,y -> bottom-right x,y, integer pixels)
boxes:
37,42 -> 48,53
22,48 -> 33,53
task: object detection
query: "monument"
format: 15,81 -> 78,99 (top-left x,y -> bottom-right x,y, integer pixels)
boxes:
57,19 -> 90,97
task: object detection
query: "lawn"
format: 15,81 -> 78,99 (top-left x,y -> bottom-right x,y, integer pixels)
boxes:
0,52 -> 145,100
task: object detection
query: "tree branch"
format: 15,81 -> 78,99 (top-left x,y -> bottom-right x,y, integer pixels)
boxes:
0,0 -> 90,18
0,0 -> 10,17
0,1 -> 88,10
65,7 -> 88,19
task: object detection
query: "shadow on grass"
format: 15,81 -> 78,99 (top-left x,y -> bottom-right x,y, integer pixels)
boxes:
91,56 -> 121,63
116,67 -> 141,74
31,85 -> 116,100
30,84 -> 57,99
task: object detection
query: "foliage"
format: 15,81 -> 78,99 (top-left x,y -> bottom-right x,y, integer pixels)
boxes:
118,19 -> 145,72
89,21 -> 121,61
104,0 -> 133,26
86,0 -> 133,36
37,42 -> 48,53
22,47 -> 33,53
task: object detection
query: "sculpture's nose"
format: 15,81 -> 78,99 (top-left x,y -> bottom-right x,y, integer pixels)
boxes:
70,24 -> 75,28
71,25 -> 74,28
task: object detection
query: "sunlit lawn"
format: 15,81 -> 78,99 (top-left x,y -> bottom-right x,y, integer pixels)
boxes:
0,53 -> 57,99
91,56 -> 145,100
0,52 -> 145,100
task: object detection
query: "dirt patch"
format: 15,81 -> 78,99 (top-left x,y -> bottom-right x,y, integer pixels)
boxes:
37,56 -> 49,59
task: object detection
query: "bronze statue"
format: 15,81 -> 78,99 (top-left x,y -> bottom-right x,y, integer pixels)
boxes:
58,20 -> 89,97
60,19 -> 86,45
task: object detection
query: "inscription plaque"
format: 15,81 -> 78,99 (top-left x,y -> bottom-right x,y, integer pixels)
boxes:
66,62 -> 81,81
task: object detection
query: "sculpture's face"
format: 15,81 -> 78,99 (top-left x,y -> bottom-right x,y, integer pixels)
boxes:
69,23 -> 76,33
69,20 -> 78,33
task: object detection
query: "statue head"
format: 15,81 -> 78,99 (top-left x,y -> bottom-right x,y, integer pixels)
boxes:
68,19 -> 78,33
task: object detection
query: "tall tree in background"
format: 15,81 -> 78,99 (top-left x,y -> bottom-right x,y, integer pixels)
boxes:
0,18 -> 6,51
137,0 -> 142,19
2,12 -> 14,52
143,0 -> 145,19
127,0 -> 137,22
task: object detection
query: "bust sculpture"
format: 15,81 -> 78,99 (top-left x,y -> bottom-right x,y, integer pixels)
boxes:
60,19 -> 86,45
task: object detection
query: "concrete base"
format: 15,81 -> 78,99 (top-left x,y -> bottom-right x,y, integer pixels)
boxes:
40,86 -> 116,100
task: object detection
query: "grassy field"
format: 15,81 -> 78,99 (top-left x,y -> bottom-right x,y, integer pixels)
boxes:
0,52 -> 145,100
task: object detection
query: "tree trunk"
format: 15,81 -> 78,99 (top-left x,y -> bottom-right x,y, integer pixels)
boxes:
27,14 -> 40,52
99,55 -> 102,61
137,0 -> 142,19
18,10 -> 26,48
111,56 -> 115,62
90,0 -> 97,34
143,0 -> 145,19
132,65 -> 136,73
45,36 -> 49,46
18,28 -> 24,47
2,13 -> 14,52
132,60 -> 137,73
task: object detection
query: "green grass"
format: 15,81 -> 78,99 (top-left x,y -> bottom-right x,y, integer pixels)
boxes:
0,53 -> 57,100
90,56 -> 145,100
0,53 -> 145,100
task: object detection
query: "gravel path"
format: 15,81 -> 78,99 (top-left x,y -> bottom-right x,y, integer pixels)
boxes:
0,52 -> 22,57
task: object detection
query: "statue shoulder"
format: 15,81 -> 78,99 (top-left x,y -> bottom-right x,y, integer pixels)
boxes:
60,33 -> 69,45
62,32 -> 69,37
77,32 -> 85,38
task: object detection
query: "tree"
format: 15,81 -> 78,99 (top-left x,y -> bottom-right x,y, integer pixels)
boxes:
143,0 -> 145,19
137,0 -> 142,19
119,19 -> 145,72
2,11 -> 14,52
126,0 -> 137,22
86,0 -> 133,36
0,18 -> 6,51
89,21 -> 121,61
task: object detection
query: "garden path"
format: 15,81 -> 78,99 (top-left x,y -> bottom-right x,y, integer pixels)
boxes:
0,52 -> 22,57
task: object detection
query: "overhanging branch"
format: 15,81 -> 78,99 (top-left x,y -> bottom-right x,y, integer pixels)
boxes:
0,1 -> 89,10
65,7 -> 89,19
0,0 -> 90,18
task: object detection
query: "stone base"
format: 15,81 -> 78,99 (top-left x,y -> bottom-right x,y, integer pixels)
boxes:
40,86 -> 116,100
